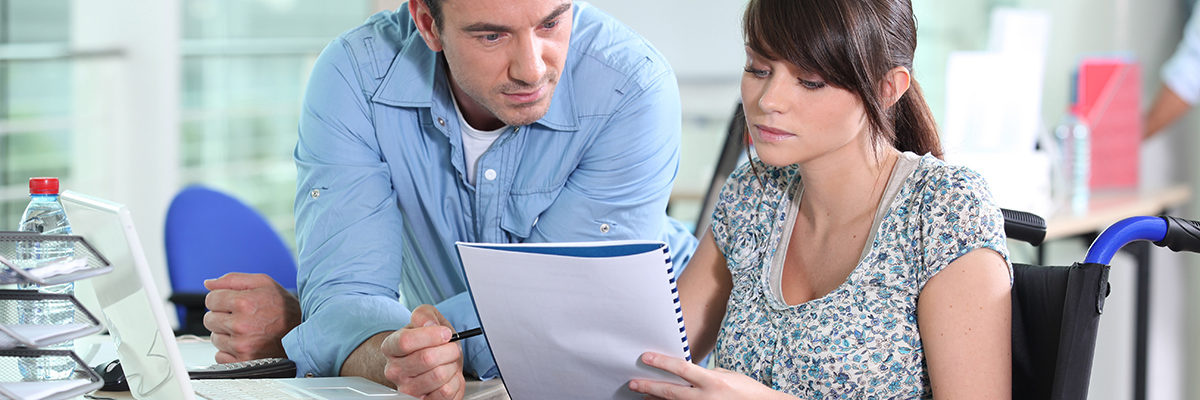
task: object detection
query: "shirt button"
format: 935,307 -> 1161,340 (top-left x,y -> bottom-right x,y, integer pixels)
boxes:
600,223 -> 610,233
514,126 -> 520,133
437,117 -> 445,126
310,189 -> 320,199
484,169 -> 497,181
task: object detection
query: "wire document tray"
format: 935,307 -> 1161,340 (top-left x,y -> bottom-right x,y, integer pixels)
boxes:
0,232 -> 112,286
0,349 -> 103,399
0,290 -> 103,349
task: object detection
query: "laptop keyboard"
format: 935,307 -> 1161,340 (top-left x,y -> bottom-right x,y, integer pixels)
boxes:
191,379 -> 311,400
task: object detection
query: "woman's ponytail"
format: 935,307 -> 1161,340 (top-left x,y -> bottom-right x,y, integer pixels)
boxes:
891,78 -> 942,159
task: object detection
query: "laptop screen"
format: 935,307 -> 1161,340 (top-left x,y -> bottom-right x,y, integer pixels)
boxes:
60,190 -> 195,399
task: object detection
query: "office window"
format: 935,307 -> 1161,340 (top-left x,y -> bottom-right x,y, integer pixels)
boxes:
0,0 -> 1028,241
180,1 -> 382,248
912,0 -> 1017,128
0,0 -> 73,230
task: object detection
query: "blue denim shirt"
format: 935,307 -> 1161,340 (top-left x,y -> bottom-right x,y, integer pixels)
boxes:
281,2 -> 699,379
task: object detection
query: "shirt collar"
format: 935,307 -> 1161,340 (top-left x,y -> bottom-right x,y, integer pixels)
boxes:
371,30 -> 580,132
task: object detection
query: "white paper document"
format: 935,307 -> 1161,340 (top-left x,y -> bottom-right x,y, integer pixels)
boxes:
29,258 -> 90,280
0,323 -> 97,349
456,240 -> 691,400
0,379 -> 97,400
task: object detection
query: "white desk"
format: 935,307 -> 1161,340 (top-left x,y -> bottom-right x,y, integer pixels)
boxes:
1043,184 -> 1191,241
75,335 -> 509,399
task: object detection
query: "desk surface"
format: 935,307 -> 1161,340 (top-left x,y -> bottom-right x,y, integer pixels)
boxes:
1044,184 -> 1192,241
92,380 -> 507,400
77,335 -> 509,400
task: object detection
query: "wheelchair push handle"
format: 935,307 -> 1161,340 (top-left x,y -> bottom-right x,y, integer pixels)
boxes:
1155,216 -> 1200,254
1084,216 -> 1200,265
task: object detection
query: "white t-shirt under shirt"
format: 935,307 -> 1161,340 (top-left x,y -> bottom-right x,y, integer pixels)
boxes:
450,90 -> 508,185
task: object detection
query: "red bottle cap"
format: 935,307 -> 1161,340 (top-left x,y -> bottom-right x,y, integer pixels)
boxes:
29,177 -> 60,195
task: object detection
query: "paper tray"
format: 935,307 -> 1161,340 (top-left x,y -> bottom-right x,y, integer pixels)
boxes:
0,290 -> 103,349
0,232 -> 112,286
0,349 -> 103,400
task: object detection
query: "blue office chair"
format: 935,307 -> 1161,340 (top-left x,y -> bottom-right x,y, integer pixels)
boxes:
164,185 -> 297,335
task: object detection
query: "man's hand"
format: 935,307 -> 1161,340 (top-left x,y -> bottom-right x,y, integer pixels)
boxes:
381,305 -> 465,400
203,272 -> 301,363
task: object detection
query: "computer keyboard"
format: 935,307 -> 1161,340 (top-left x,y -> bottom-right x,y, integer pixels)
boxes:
192,379 -> 310,400
94,357 -> 299,391
189,357 -> 297,379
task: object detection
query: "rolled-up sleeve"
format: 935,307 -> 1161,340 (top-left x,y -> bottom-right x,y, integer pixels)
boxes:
282,38 -> 414,378
1163,5 -> 1200,104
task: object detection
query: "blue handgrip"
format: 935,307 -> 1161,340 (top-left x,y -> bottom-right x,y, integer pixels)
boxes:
1084,216 -> 1167,265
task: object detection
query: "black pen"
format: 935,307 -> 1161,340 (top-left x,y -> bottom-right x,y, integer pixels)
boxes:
449,327 -> 483,342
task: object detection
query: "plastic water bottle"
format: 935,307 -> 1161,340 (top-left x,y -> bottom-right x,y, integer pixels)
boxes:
1053,115 -> 1090,215
1070,122 -> 1090,214
16,177 -> 76,381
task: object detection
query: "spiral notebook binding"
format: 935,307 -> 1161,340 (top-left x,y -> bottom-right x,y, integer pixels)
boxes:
664,246 -> 692,362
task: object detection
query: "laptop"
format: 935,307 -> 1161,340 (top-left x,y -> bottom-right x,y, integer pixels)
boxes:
60,190 -> 413,400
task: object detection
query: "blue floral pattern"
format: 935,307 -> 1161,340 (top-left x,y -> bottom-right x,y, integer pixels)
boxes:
710,154 -> 1011,399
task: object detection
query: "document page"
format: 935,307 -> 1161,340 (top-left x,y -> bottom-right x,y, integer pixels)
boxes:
457,241 -> 690,400
0,323 -> 95,348
0,379 -> 95,399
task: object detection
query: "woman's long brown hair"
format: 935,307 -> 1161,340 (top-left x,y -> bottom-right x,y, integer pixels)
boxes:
742,0 -> 943,159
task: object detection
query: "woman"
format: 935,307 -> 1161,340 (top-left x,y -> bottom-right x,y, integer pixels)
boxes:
629,0 -> 1012,398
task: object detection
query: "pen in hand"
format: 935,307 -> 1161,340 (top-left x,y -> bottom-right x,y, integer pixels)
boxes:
449,327 -> 483,343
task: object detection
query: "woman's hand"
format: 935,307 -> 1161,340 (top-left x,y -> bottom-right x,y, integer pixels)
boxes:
628,352 -> 792,400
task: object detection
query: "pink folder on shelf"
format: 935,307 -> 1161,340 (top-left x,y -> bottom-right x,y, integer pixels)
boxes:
1071,58 -> 1141,190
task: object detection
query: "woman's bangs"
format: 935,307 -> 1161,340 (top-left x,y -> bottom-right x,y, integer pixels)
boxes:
743,0 -> 835,81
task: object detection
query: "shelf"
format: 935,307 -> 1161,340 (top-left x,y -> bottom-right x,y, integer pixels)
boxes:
0,290 -> 103,349
0,232 -> 112,286
0,349 -> 103,400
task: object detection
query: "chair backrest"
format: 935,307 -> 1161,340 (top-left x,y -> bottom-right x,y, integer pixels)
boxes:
164,185 -> 297,292
695,102 -> 747,238
164,186 -> 297,334
1011,262 -> 1109,400
164,186 -> 298,334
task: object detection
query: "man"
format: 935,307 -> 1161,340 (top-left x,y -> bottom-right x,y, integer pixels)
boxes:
202,0 -> 697,399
